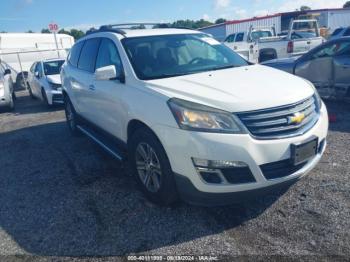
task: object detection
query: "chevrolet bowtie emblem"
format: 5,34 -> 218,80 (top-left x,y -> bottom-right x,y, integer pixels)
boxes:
288,112 -> 305,125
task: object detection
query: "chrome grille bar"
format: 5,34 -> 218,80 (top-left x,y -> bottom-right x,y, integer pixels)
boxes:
237,96 -> 319,139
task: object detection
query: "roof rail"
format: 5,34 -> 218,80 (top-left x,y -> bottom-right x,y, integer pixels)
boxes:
107,23 -> 170,29
85,23 -> 196,36
86,25 -> 127,36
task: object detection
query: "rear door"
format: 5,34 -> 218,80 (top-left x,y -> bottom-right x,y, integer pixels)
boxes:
333,40 -> 350,97
72,38 -> 101,122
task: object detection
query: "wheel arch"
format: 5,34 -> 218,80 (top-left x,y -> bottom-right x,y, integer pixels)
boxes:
259,48 -> 278,63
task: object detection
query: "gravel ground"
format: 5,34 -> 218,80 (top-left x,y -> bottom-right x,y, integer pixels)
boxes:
0,91 -> 349,260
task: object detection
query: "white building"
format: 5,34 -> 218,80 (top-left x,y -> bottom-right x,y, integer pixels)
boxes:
200,8 -> 350,41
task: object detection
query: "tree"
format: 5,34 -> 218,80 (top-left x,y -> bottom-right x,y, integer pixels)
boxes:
344,1 -> 350,8
58,28 -> 71,35
69,29 -> 85,40
300,5 -> 311,11
26,30 -> 34,33
215,18 -> 227,24
41,28 -> 50,33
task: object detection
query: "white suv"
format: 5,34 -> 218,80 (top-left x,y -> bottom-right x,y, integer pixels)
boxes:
61,24 -> 329,206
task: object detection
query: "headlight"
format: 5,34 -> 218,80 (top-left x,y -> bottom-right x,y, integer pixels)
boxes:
48,82 -> 62,90
305,80 -> 322,110
167,98 -> 245,133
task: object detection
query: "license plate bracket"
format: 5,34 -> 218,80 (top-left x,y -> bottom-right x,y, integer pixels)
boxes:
291,137 -> 318,166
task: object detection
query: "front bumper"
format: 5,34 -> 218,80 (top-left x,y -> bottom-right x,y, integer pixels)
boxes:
46,89 -> 64,105
153,102 -> 328,204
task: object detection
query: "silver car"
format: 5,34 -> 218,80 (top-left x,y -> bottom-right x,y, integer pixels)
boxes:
263,37 -> 350,100
0,62 -> 15,111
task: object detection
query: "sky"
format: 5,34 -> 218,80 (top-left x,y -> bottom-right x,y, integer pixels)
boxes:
0,0 -> 347,32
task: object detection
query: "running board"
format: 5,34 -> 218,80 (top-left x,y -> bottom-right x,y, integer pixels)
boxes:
77,125 -> 125,161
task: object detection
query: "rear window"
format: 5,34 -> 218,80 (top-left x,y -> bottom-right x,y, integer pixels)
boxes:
69,41 -> 84,67
78,38 -> 101,73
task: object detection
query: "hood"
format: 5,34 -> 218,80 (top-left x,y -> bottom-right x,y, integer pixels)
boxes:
46,74 -> 61,84
147,64 -> 314,112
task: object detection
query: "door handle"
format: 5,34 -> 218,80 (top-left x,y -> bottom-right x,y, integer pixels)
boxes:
89,85 -> 95,91
343,63 -> 350,68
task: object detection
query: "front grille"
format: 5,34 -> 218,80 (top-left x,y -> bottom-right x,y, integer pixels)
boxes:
260,159 -> 307,180
237,96 -> 319,139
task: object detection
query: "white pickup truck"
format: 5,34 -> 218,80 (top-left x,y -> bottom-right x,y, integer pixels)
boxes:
224,19 -> 324,63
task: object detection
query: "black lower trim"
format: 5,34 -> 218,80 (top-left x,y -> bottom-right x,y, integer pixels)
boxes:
75,113 -> 128,158
174,173 -> 298,206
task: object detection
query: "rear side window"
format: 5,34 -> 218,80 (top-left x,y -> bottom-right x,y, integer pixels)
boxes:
69,41 -> 84,67
235,33 -> 244,42
78,38 -> 101,72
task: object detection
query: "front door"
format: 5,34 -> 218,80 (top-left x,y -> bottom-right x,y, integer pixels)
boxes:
92,37 -> 126,138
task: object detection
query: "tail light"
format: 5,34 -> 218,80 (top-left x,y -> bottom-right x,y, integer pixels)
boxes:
287,41 -> 294,53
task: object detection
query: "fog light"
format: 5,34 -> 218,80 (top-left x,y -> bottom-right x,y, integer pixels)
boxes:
192,158 -> 248,169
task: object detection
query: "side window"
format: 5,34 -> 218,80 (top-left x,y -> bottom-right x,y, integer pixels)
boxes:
78,38 -> 101,73
35,63 -> 43,77
225,34 -> 235,43
313,41 -> 350,59
95,38 -> 123,76
235,33 -> 244,42
69,41 -> 84,67
30,63 -> 36,73
0,64 -> 4,74
344,28 -> 350,37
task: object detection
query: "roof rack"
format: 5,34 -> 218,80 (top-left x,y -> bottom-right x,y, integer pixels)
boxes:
86,23 -> 195,36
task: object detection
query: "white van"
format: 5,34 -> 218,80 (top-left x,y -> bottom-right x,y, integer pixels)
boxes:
0,33 -> 74,88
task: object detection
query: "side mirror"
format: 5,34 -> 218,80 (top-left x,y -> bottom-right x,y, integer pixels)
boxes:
95,65 -> 125,83
4,69 -> 11,75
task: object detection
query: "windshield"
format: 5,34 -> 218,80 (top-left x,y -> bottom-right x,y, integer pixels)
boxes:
251,31 -> 273,40
43,60 -> 65,75
122,34 -> 249,80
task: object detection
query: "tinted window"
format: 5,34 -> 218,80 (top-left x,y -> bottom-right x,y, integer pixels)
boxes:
122,34 -> 248,80
225,34 -> 235,43
78,38 -> 101,72
344,28 -> 350,36
69,41 -> 84,67
96,38 -> 123,76
313,41 -> 350,59
331,28 -> 343,36
235,33 -> 244,42
35,63 -> 44,77
30,63 -> 36,73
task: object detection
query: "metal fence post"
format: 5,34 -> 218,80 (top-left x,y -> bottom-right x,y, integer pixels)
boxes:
16,53 -> 29,90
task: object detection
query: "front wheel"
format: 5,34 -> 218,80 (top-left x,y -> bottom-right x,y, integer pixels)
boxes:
128,128 -> 178,206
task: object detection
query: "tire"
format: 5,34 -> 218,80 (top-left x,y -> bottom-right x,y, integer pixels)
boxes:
128,128 -> 178,206
64,95 -> 80,136
28,85 -> 35,99
6,92 -> 15,111
41,88 -> 50,106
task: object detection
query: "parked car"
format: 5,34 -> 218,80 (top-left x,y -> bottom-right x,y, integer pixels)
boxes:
224,20 -> 324,63
0,62 -> 15,111
263,37 -> 350,99
61,24 -> 329,206
0,33 -> 74,89
329,27 -> 350,41
27,58 -> 65,105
